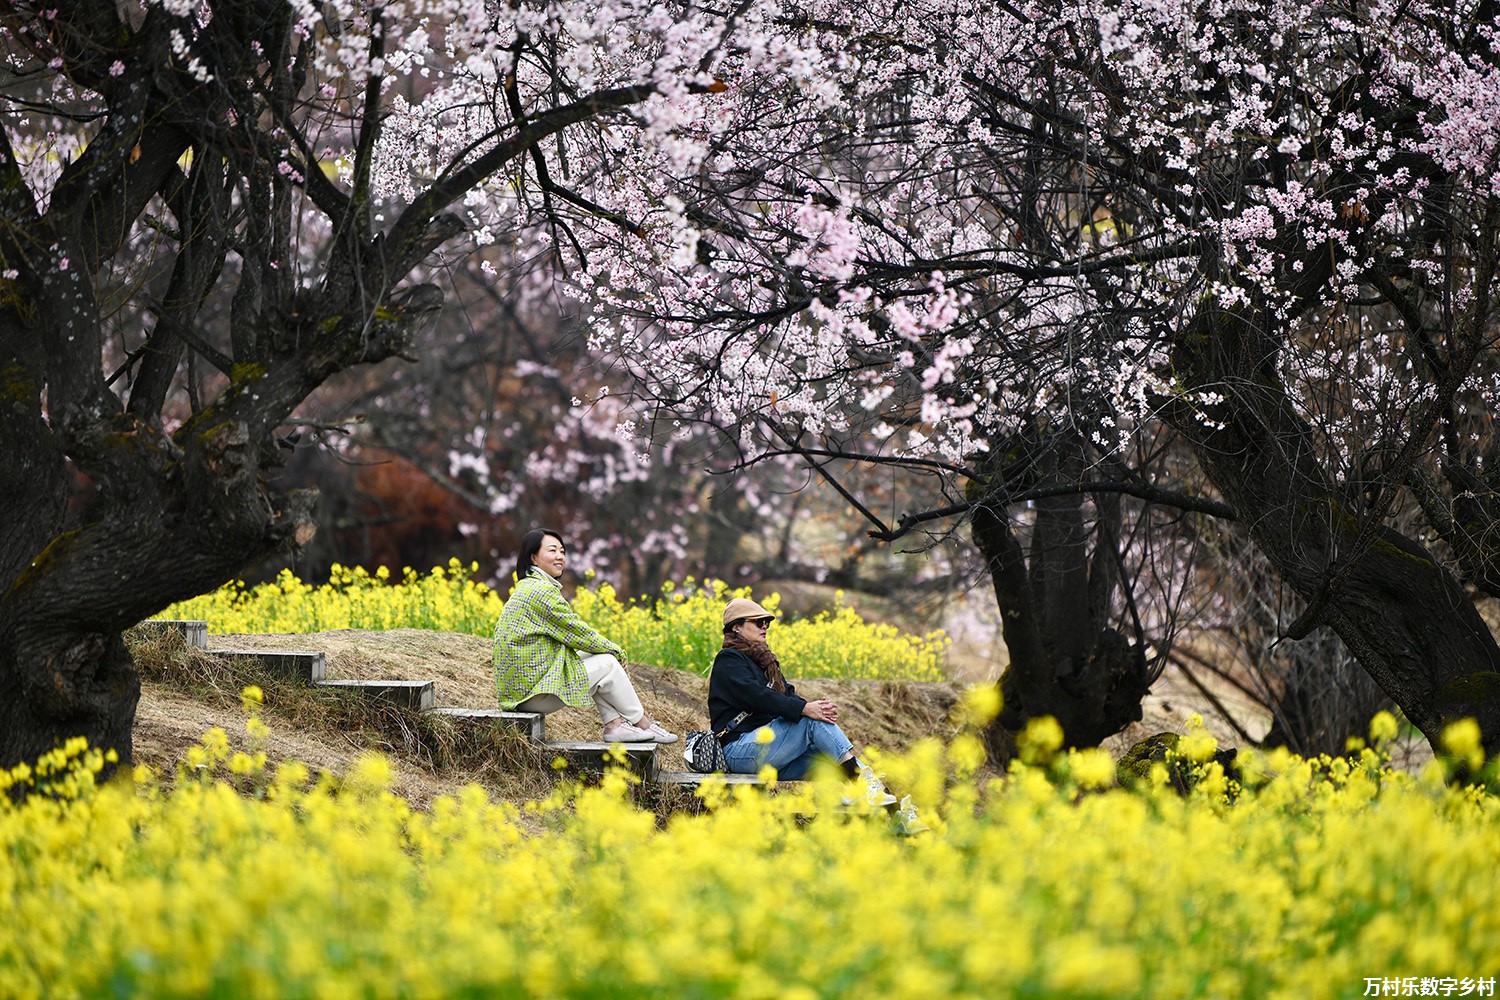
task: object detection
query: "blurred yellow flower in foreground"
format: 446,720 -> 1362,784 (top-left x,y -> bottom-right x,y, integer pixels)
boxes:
1442,717 -> 1485,771
2,718 -> 1499,999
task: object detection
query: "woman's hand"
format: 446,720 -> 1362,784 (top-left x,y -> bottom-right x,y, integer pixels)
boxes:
802,699 -> 838,723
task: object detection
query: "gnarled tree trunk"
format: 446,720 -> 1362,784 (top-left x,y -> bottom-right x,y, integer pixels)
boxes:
970,431 -> 1156,759
1167,299 -> 1500,747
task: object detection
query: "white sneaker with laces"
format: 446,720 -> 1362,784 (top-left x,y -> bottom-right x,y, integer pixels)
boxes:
893,795 -> 931,834
643,721 -> 678,745
861,767 -> 898,807
603,722 -> 655,743
839,765 -> 897,808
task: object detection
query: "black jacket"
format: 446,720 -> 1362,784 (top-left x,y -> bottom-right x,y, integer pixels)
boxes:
707,647 -> 807,742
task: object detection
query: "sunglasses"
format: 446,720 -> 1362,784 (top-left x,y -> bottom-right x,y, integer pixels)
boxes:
747,617 -> 773,630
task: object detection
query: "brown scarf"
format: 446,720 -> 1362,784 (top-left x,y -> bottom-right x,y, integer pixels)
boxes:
723,631 -> 788,693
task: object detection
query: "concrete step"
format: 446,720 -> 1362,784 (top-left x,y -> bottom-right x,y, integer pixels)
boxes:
544,740 -> 658,777
655,770 -> 786,786
654,771 -> 892,815
316,678 -> 435,711
423,707 -> 545,742
138,619 -> 209,649
216,649 -> 326,683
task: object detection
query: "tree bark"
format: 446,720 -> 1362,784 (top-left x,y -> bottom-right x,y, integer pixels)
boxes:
970,434 -> 1154,758
0,399 -> 320,779
1168,305 -> 1500,746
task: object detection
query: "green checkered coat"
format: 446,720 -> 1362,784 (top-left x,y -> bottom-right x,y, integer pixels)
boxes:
493,568 -> 624,710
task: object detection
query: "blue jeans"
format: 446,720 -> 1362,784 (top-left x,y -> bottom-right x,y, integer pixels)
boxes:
721,717 -> 855,780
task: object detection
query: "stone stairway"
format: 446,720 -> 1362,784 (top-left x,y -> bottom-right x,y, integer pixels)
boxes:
139,619 -> 731,785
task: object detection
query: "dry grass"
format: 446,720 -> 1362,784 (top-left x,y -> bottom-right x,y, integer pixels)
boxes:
132,623 -> 1379,809
197,629 -> 969,767
126,626 -> 970,809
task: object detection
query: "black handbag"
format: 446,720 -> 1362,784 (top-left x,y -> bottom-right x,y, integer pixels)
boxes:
683,711 -> 749,773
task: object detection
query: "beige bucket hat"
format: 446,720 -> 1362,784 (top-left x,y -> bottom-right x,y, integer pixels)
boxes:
722,597 -> 777,628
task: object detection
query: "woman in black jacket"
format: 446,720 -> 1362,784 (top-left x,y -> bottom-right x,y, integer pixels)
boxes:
708,597 -> 894,803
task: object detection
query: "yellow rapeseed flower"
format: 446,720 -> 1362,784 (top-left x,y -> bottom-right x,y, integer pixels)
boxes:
1018,715 -> 1064,764
1069,748 -> 1117,790
1441,717 -> 1485,773
956,683 -> 1002,727
1368,710 -> 1400,747
3,729 -> 1499,998
1180,728 -> 1219,764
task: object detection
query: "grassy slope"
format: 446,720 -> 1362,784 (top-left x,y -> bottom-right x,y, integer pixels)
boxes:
131,627 -> 1434,806
131,629 -> 967,807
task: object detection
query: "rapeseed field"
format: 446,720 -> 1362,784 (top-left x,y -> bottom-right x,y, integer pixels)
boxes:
2,700 -> 1496,999
158,563 -> 949,681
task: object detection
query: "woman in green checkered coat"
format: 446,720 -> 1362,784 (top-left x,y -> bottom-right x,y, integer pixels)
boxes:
493,529 -> 677,744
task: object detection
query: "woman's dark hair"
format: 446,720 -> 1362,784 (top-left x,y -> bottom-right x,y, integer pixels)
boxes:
514,528 -> 566,585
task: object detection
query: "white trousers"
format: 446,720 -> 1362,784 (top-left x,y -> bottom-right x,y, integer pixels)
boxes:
582,652 -> 645,725
516,652 -> 644,725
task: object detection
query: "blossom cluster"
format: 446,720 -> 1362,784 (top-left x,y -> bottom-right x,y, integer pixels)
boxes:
396,0 -> 1500,502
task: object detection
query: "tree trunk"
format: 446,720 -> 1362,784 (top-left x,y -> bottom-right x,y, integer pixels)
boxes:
1169,305 -> 1500,748
970,435 -> 1154,759
702,485 -> 749,579
0,394 -> 319,784
0,634 -> 139,778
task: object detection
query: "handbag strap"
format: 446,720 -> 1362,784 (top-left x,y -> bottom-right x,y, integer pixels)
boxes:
713,710 -> 750,741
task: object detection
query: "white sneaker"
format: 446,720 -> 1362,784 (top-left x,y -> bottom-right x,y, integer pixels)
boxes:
893,795 -> 931,834
862,768 -> 898,808
642,721 -> 678,745
603,722 -> 655,743
841,767 -> 897,808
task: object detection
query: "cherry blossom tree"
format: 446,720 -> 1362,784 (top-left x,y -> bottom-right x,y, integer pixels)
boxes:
279,255 -> 719,592
0,0 -> 825,775
6,0 -> 1499,779
554,0 -> 1500,751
